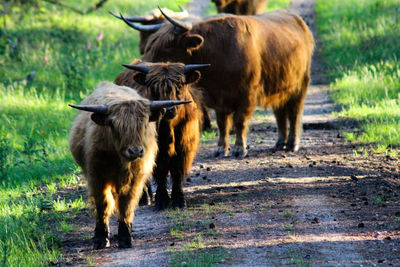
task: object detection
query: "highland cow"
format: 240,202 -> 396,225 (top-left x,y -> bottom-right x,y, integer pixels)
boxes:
69,81 -> 190,248
138,9 -> 314,157
115,62 -> 208,210
211,0 -> 268,15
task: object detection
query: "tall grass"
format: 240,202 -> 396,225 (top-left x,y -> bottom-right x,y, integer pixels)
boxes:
0,0 -> 189,265
316,0 -> 400,148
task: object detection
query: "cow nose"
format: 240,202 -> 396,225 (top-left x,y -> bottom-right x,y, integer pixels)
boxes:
126,147 -> 144,160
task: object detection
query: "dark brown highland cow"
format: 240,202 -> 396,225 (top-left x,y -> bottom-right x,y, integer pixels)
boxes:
69,82 -> 190,248
211,0 -> 268,15
137,9 -> 314,158
115,62 -> 208,210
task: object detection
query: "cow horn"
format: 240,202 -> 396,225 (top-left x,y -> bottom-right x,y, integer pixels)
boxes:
108,11 -> 155,23
68,104 -> 108,114
184,64 -> 211,73
178,5 -> 187,13
119,13 -> 163,33
158,6 -> 192,33
150,100 -> 192,110
122,64 -> 150,73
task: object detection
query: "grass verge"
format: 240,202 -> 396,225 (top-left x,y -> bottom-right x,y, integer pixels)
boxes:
316,0 -> 400,149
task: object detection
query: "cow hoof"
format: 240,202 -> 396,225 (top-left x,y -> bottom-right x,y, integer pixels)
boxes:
231,145 -> 247,158
139,189 -> 152,206
118,221 -> 132,248
274,142 -> 286,151
118,238 -> 132,248
285,143 -> 299,152
93,237 -> 110,250
155,191 -> 170,211
213,146 -> 228,158
172,194 -> 185,209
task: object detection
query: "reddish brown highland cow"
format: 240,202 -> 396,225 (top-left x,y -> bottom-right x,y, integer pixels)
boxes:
136,9 -> 314,157
211,0 -> 268,15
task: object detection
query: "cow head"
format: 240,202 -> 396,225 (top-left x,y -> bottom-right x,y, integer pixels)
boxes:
69,99 -> 190,161
110,7 -> 196,54
122,62 -> 209,118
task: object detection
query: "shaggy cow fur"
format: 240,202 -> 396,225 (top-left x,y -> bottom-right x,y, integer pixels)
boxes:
142,10 -> 314,157
115,61 -> 204,210
69,82 -> 158,249
212,0 -> 267,15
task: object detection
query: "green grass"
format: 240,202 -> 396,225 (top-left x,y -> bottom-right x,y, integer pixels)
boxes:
316,0 -> 400,148
0,0 -> 189,265
267,0 -> 291,11
170,246 -> 227,267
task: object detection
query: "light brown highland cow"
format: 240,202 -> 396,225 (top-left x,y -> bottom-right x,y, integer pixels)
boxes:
69,81 -> 190,249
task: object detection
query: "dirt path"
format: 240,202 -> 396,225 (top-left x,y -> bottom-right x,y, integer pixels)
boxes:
63,0 -> 400,266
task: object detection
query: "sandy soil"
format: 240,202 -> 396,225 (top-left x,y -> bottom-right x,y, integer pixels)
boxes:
61,0 -> 400,266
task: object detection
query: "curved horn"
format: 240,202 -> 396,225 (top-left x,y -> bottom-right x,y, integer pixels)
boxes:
108,11 -> 155,23
184,64 -> 211,73
122,64 -> 150,73
158,6 -> 192,32
119,13 -> 163,32
150,100 -> 192,110
68,104 -> 108,114
178,6 -> 185,12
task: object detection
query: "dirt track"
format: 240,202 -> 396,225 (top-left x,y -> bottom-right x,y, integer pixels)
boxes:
63,0 -> 400,266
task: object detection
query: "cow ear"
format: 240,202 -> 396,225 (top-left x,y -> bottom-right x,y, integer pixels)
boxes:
91,113 -> 111,126
185,70 -> 201,84
183,34 -> 204,51
133,73 -> 147,85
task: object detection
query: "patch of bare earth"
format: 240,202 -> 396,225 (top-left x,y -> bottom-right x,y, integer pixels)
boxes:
62,0 -> 400,266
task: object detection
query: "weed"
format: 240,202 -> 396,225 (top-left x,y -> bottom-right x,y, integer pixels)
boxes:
60,221 -> 74,234
286,257 -> 308,266
206,230 -> 222,236
284,225 -> 293,231
226,210 -> 234,216
189,235 -> 205,249
201,130 -> 217,143
170,246 -> 227,267
283,210 -> 293,218
46,183 -> 57,195
170,229 -> 184,240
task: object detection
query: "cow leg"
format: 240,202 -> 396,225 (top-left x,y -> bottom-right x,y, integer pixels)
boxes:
201,105 -> 212,131
153,161 -> 171,211
286,77 -> 309,152
139,179 -> 152,206
170,158 -> 185,209
214,112 -> 232,157
92,184 -> 114,250
232,107 -> 253,158
117,179 -> 144,248
273,106 -> 288,150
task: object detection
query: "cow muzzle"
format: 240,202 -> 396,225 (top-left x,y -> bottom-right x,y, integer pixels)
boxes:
124,146 -> 144,161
